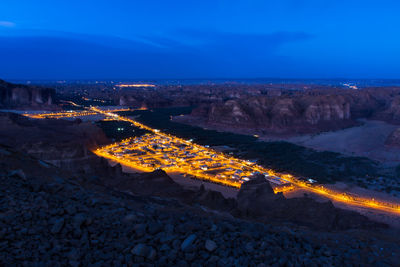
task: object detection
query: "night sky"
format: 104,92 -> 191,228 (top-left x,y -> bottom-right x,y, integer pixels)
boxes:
0,0 -> 399,79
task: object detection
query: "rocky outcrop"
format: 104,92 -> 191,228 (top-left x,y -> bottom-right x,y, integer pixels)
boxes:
236,175 -> 385,230
181,86 -> 400,134
195,94 -> 354,134
0,112 -> 109,171
236,174 -> 284,217
191,184 -> 237,212
385,127 -> 400,147
99,165 -> 237,212
374,96 -> 400,124
386,96 -> 400,121
105,168 -> 185,198
303,95 -> 351,124
0,79 -> 55,108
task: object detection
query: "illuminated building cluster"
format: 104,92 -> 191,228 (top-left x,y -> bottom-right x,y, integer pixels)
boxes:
24,110 -> 99,119
92,107 -> 400,215
94,133 -> 292,192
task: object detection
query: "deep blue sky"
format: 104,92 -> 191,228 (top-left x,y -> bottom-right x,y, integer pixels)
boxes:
0,0 -> 399,79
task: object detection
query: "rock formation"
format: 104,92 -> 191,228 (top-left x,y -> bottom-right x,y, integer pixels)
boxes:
236,175 -> 385,230
0,79 -> 55,108
0,112 -> 109,171
236,174 -> 284,217
184,87 -> 400,135
374,96 -> 400,123
190,184 -> 237,212
192,95 -> 354,134
385,127 -> 400,147
104,168 -> 186,198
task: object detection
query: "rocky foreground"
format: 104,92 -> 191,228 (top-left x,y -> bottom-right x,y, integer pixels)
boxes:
1,145 -> 400,266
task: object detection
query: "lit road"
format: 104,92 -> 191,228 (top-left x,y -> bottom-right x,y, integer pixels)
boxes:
23,108 -> 130,119
116,83 -> 156,88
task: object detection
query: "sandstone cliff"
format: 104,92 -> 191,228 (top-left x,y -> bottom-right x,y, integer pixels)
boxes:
186,87 -> 400,135
194,95 -> 354,134
0,79 -> 55,108
374,96 -> 400,124
0,112 -> 109,171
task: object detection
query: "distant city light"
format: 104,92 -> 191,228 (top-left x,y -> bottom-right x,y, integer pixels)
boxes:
116,84 -> 156,88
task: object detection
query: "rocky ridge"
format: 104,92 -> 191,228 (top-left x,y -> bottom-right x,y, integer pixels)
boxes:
181,87 -> 400,135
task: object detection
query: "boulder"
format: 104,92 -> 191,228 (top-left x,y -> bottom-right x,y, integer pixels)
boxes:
205,240 -> 217,252
237,174 -> 284,217
106,169 -> 185,198
385,127 -> 400,147
131,244 -> 156,260
192,184 -> 236,211
181,234 -> 197,252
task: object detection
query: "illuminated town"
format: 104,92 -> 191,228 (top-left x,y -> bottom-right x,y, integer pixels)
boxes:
89,107 -> 400,215
93,133 -> 294,192
21,106 -> 400,215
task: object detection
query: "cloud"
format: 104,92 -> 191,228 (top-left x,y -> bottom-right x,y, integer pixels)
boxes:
0,21 -> 16,28
0,30 -> 314,79
140,30 -> 314,56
